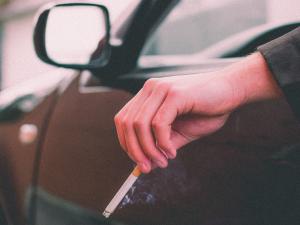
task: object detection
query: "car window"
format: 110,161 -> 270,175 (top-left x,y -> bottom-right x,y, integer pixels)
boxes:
142,0 -> 300,56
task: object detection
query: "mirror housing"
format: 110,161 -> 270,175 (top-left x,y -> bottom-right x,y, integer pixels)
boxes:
34,2 -> 110,70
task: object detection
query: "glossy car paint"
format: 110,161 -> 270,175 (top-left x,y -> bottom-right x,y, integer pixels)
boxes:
31,62 -> 300,225
0,87 -> 59,224
0,0 -> 299,225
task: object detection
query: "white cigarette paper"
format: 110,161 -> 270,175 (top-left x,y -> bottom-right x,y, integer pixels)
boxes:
103,166 -> 141,218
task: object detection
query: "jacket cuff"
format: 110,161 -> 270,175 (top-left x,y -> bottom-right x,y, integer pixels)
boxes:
257,27 -> 300,120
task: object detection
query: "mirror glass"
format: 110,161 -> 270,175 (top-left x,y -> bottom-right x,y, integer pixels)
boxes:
45,6 -> 107,65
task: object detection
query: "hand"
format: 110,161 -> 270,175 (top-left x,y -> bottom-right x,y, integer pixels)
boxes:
114,53 -> 282,173
114,71 -> 242,173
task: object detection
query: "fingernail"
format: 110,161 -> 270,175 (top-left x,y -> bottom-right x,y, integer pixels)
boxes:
166,154 -> 174,159
170,147 -> 177,157
170,150 -> 177,159
155,160 -> 167,168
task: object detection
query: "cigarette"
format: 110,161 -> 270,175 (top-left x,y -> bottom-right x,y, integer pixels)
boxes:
102,166 -> 141,218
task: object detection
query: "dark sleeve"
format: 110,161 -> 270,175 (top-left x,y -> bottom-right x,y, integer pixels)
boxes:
257,27 -> 300,119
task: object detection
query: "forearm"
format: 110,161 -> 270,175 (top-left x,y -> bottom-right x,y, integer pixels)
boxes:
224,52 -> 283,107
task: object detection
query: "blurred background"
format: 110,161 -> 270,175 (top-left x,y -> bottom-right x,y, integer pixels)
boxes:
0,0 -> 299,88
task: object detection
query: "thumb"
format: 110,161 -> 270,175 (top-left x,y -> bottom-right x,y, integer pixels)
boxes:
170,114 -> 229,150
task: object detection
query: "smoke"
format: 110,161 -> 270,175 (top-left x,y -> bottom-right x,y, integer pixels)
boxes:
118,159 -> 198,209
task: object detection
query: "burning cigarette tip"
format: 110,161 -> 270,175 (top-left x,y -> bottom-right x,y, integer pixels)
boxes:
102,166 -> 140,218
103,210 -> 111,218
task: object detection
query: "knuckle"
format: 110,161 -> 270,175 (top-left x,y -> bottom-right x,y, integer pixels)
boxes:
114,114 -> 121,124
122,119 -> 132,131
133,119 -> 145,130
143,78 -> 158,90
120,118 -> 126,126
144,78 -> 172,95
117,114 -> 127,125
155,81 -> 170,92
168,87 -> 181,98
152,119 -> 162,130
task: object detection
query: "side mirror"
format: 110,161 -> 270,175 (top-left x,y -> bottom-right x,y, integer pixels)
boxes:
34,2 -> 110,70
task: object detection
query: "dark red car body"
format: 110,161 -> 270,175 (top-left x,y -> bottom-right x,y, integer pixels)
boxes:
0,1 -> 299,225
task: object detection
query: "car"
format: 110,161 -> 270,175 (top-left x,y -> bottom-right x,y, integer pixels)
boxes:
0,1 -> 299,225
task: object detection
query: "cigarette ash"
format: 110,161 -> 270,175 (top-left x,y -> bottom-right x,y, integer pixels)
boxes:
118,159 -> 198,209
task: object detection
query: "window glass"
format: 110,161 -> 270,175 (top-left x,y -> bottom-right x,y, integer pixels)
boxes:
143,0 -> 300,55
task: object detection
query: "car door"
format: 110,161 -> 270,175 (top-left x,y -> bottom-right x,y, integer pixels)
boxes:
28,1 -> 300,225
29,60 -> 300,225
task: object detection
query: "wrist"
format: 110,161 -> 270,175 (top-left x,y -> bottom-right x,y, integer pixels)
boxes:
227,52 -> 283,107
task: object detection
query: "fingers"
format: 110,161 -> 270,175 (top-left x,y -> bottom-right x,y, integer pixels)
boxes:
122,117 -> 152,173
115,89 -> 144,152
115,79 -> 183,172
115,88 -> 153,173
151,91 -> 179,158
114,73 -> 236,173
133,86 -> 171,167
